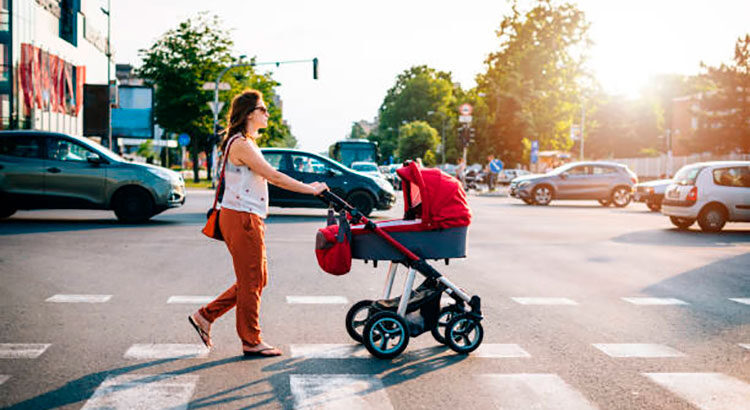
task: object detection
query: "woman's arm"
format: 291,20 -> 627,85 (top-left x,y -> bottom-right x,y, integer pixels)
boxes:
229,140 -> 327,195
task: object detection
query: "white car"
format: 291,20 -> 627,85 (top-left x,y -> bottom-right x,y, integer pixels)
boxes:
498,168 -> 531,184
661,161 -> 750,232
350,161 -> 385,179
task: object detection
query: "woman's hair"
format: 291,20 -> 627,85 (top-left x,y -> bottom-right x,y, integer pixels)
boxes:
220,89 -> 263,151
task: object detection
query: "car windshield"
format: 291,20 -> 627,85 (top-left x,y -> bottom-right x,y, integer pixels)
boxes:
549,163 -> 576,175
673,165 -> 704,185
79,138 -> 123,162
353,164 -> 378,172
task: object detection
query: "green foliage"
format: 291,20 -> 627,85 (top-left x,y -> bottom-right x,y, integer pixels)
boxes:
350,122 -> 368,139
423,150 -> 437,166
136,139 -> 156,162
373,65 -> 459,163
137,13 -> 292,180
695,34 -> 750,154
475,0 -> 592,165
397,121 -> 440,162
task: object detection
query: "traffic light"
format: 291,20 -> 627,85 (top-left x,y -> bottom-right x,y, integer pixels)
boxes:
313,58 -> 319,80
460,126 -> 469,147
469,127 -> 475,144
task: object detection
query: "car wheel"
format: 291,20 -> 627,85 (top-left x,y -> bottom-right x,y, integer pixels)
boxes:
669,216 -> 695,230
611,186 -> 632,207
598,199 -> 611,207
113,188 -> 155,223
522,198 -> 533,205
532,185 -> 552,206
647,200 -> 662,212
347,191 -> 374,217
697,204 -> 727,233
0,202 -> 16,219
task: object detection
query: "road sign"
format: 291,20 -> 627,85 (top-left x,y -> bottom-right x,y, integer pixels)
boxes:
459,103 -> 473,116
570,125 -> 581,141
178,133 -> 190,147
459,115 -> 473,123
207,101 -> 225,115
202,82 -> 231,91
530,140 -> 539,164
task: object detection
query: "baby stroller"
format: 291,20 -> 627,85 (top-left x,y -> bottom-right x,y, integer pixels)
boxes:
316,161 -> 483,359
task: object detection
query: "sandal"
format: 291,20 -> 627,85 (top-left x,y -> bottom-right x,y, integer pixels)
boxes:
188,315 -> 212,348
242,345 -> 282,357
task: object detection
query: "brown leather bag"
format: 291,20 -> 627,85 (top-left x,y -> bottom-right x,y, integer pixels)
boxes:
202,136 -> 240,241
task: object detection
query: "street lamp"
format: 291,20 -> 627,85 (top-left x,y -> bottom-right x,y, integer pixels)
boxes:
101,0 -> 112,150
427,110 -> 447,164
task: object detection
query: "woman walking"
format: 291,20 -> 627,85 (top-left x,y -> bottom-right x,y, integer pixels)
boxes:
189,89 -> 328,357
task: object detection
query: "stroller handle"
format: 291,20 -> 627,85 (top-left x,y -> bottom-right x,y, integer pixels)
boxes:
319,190 -> 356,214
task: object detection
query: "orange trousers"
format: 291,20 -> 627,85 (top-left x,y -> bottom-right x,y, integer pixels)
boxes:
199,208 -> 268,347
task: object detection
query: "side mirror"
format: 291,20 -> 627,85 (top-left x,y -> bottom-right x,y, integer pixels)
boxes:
560,172 -> 569,179
87,153 -> 105,165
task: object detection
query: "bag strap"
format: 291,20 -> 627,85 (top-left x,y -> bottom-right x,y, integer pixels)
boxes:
336,212 -> 351,243
211,135 -> 241,209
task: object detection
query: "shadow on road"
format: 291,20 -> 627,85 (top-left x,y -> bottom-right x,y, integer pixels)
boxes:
611,227 -> 750,247
0,218 -> 182,236
6,346 -> 463,409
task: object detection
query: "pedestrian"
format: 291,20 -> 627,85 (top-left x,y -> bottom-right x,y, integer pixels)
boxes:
455,157 -> 467,190
486,154 -> 504,191
189,89 -> 328,357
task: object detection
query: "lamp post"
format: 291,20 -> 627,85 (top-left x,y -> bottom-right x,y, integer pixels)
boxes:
101,0 -> 112,150
427,110 -> 447,164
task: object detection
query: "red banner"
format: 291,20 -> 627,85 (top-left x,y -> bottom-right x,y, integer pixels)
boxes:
32,47 -> 42,109
75,65 -> 85,116
19,44 -> 34,113
19,43 -> 86,116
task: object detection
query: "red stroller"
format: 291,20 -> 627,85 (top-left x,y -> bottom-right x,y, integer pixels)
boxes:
317,161 -> 483,359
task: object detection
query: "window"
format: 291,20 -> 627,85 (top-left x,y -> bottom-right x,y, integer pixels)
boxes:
290,154 -> 333,174
592,166 -> 615,175
713,167 -> 750,188
568,166 -> 590,175
47,138 -> 93,162
262,153 -> 284,170
0,135 -> 42,158
674,165 -> 704,186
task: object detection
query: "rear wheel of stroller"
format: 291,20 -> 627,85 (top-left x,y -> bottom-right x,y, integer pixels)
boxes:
363,311 -> 410,359
431,305 -> 462,345
445,314 -> 484,355
345,299 -> 375,343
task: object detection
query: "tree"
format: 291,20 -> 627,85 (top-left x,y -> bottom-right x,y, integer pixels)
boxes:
695,34 -> 750,153
475,0 -> 592,165
136,139 -> 157,164
397,121 -> 440,163
372,65 -> 459,163
349,122 -> 368,139
138,14 -> 291,181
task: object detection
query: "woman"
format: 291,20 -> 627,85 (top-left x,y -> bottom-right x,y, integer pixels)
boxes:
189,89 -> 328,357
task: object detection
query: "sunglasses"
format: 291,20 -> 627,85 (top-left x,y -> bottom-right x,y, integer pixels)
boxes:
252,106 -> 269,114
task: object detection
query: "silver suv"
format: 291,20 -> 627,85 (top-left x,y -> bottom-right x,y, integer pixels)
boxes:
511,161 -> 638,206
0,131 -> 185,222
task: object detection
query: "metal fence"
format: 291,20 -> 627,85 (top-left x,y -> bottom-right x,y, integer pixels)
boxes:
609,152 -> 750,179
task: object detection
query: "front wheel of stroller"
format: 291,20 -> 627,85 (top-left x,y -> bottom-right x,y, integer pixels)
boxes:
431,305 -> 462,345
445,314 -> 484,355
345,299 -> 375,343
363,311 -> 410,359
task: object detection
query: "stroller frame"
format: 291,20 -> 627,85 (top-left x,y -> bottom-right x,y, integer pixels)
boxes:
321,190 -> 483,358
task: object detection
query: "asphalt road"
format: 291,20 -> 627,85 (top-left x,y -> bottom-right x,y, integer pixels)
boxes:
0,190 -> 748,409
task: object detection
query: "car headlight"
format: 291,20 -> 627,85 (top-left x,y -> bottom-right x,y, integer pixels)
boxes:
147,167 -> 177,181
374,176 -> 394,193
518,180 -> 531,188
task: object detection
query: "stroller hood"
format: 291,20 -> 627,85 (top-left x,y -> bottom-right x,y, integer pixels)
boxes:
396,161 -> 471,230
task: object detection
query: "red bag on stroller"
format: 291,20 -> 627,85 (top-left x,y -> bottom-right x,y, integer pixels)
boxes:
315,210 -> 352,275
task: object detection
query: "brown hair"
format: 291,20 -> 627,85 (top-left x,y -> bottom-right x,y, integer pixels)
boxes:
220,89 -> 263,151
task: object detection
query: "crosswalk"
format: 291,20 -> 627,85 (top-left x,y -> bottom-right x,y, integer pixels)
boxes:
1,293 -> 747,408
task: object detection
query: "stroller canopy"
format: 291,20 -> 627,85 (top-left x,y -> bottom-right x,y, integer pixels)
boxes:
396,161 -> 471,230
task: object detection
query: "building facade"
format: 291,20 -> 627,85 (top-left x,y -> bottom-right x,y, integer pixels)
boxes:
4,0 -> 110,137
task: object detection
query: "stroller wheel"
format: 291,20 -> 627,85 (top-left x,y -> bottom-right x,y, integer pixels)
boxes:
431,305 -> 462,345
445,313 -> 484,355
363,311 -> 410,359
345,299 -> 375,343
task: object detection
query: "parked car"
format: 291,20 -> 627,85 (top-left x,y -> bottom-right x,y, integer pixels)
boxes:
380,164 -> 402,190
509,173 -> 542,204
350,161 -> 385,180
661,161 -> 750,232
633,179 -> 672,211
512,161 -> 638,206
262,148 -> 395,216
0,130 -> 185,222
498,168 -> 531,184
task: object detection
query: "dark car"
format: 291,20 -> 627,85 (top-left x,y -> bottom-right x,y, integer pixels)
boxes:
261,148 -> 395,216
0,130 -> 185,222
633,179 -> 672,211
512,161 -> 638,207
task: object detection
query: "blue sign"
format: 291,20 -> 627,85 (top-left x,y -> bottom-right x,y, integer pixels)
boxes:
178,133 -> 190,147
530,140 -> 539,164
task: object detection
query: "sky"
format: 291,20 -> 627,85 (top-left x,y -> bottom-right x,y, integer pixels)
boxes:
111,0 -> 750,153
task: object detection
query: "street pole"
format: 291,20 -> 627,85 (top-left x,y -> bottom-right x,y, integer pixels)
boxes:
103,0 -> 112,150
580,103 -> 585,161
441,116 -> 446,165
666,128 -> 672,177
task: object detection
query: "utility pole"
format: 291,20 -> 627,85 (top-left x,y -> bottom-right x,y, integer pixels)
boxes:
101,0 -> 112,150
580,104 -> 585,161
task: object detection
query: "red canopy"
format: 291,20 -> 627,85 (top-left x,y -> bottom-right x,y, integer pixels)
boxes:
396,162 -> 471,230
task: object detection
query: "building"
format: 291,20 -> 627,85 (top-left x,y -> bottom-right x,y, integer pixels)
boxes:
5,0 -> 110,138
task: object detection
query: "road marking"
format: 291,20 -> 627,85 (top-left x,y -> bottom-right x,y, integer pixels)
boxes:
123,344 -> 209,360
286,296 -> 349,304
740,344 -> 750,351
621,297 -> 688,305
478,373 -> 597,409
82,374 -> 198,410
474,344 -> 532,358
290,344 -> 370,359
644,372 -> 750,410
45,294 -> 112,303
0,375 -> 9,386
0,343 -> 51,359
167,295 -> 214,304
511,297 -> 578,305
592,343 -> 685,358
290,374 -> 393,409
729,298 -> 750,305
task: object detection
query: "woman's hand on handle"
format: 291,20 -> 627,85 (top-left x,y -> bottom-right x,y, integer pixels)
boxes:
309,182 -> 329,196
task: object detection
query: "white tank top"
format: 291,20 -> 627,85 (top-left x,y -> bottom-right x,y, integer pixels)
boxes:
220,135 -> 269,218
